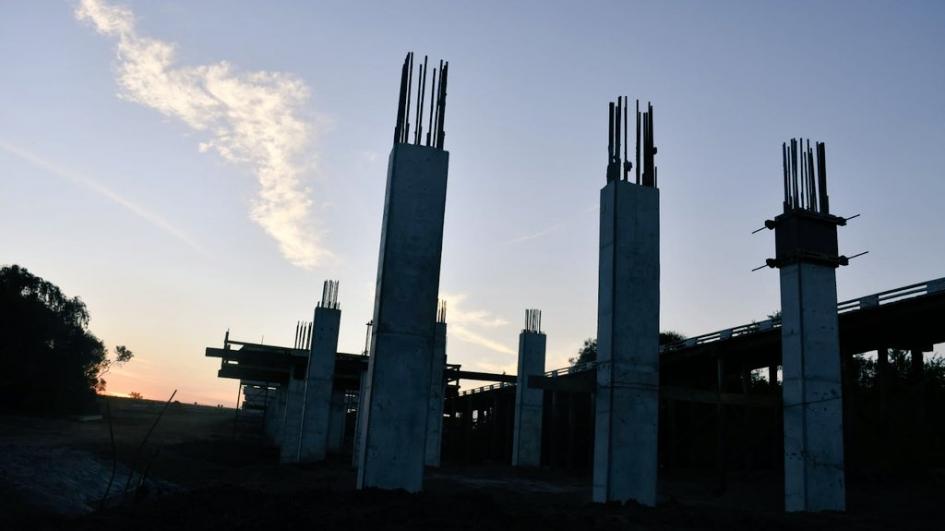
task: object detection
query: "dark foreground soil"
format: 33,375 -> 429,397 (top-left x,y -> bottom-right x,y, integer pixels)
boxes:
3,397 -> 943,530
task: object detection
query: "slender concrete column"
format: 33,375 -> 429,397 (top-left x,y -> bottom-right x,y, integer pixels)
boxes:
352,369 -> 367,466
425,319 -> 448,466
298,295 -> 342,463
279,370 -> 306,463
771,138 -> 846,512
592,179 -> 660,505
327,389 -> 346,453
356,141 -> 449,492
779,263 -> 845,511
512,311 -> 546,467
266,386 -> 286,444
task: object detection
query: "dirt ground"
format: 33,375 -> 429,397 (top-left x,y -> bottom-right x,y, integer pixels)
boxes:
2,397 -> 943,530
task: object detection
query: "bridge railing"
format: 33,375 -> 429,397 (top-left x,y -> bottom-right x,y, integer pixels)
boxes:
453,277 -> 945,394
837,277 -> 945,313
662,276 -> 945,352
459,381 -> 515,396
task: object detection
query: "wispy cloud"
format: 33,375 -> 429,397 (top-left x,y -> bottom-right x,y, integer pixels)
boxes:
0,140 -> 205,255
502,204 -> 599,245
75,0 -> 329,268
441,292 -> 514,355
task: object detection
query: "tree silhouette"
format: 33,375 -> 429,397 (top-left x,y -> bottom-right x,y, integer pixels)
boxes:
0,264 -> 118,414
570,331 -> 688,366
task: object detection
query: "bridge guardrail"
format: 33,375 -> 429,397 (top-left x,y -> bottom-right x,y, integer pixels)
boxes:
453,277 -> 944,395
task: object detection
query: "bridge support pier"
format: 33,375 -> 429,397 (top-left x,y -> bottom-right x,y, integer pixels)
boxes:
592,179 -> 660,505
426,320 -> 448,466
512,315 -> 546,467
356,142 -> 450,492
299,295 -> 341,462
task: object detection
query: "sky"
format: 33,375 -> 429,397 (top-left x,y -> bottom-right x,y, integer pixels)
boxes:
1,0 -> 943,406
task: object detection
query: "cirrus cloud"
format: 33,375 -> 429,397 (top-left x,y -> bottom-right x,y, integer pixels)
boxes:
75,0 -> 330,268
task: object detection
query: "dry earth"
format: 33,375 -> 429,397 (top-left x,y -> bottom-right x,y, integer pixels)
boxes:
2,397 -> 942,530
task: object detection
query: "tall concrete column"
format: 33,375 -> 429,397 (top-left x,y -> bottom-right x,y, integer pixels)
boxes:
352,368 -> 367,466
266,386 -> 286,444
279,368 -> 306,463
592,178 -> 660,505
512,309 -> 546,467
298,284 -> 342,463
426,317 -> 448,466
779,262 -> 845,511
769,138 -> 846,512
356,62 -> 451,490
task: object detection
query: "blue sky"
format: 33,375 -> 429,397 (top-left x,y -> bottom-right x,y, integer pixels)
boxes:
1,1 -> 943,404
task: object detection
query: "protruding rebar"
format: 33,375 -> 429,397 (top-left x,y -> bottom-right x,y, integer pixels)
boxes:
817,142 -> 829,213
437,299 -> 447,323
404,53 -> 413,144
416,56 -> 427,145
436,61 -> 449,149
781,138 -> 830,215
524,308 -> 542,333
393,54 -> 409,143
635,99 -> 641,185
427,67 -> 436,146
391,52 -> 449,149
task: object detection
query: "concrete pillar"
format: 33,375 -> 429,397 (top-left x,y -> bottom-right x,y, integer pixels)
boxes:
512,325 -> 546,467
327,389 -> 346,453
279,370 -> 306,463
265,386 -> 286,444
425,321 -> 448,466
769,138 -> 846,512
592,179 -> 660,505
352,369 -> 367,466
356,142 -> 449,492
298,303 -> 341,462
779,262 -> 846,511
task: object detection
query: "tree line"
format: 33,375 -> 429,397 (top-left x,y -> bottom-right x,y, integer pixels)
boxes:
0,264 -> 133,414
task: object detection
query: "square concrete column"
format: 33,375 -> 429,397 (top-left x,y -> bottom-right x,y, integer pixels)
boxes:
327,389 -> 346,453
425,320 -> 448,466
592,179 -> 660,505
779,262 -> 845,511
356,142 -> 449,492
770,138 -> 845,512
279,369 -> 306,463
265,386 -> 285,444
298,296 -> 341,462
352,368 -> 367,466
512,311 -> 546,467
